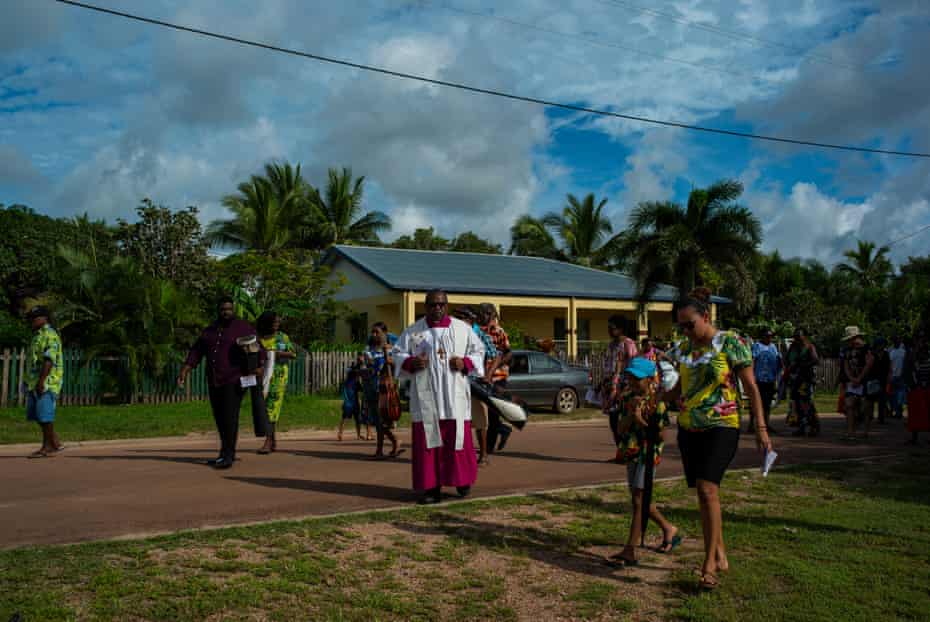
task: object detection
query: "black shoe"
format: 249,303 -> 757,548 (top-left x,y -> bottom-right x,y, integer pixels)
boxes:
418,492 -> 442,505
496,428 -> 512,452
206,457 -> 223,466
212,457 -> 234,470
456,486 -> 471,498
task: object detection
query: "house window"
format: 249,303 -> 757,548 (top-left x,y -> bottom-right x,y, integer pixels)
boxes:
554,318 -> 590,340
577,319 -> 591,341
351,312 -> 368,344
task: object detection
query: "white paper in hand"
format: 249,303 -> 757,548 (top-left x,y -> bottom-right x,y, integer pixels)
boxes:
761,450 -> 778,477
239,375 -> 258,388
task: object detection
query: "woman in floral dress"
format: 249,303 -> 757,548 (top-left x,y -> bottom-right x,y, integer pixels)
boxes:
257,311 -> 296,454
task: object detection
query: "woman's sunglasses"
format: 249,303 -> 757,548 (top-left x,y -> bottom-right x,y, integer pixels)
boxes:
677,320 -> 696,331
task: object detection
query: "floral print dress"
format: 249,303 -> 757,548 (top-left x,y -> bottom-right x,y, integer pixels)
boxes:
671,331 -> 753,431
260,332 -> 294,424
616,385 -> 670,466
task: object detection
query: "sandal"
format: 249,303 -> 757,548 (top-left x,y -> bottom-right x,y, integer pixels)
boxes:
699,572 -> 719,590
28,449 -> 53,459
657,534 -> 682,553
389,447 -> 406,458
606,552 -> 638,567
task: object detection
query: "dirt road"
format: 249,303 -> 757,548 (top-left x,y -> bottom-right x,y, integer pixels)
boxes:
0,414 -> 911,548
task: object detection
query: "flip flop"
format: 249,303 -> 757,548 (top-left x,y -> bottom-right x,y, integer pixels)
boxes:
606,552 -> 638,567
28,449 -> 52,459
699,573 -> 719,590
657,534 -> 682,553
389,448 -> 406,458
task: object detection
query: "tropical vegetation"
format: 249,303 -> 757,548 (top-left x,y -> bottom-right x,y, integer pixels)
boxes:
3,166 -> 928,399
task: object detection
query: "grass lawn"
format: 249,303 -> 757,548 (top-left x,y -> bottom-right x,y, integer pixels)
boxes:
0,394 -> 349,445
2,454 -> 927,621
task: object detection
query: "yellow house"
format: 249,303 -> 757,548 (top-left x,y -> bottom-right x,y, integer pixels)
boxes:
323,245 -> 721,357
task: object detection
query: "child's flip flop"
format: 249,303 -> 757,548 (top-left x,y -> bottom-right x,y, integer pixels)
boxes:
657,534 -> 682,553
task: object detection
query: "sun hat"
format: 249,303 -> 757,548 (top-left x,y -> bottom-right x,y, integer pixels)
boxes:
625,357 -> 657,379
842,326 -> 865,341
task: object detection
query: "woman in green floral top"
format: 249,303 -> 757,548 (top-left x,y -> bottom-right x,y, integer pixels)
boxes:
257,312 -> 297,454
668,288 -> 772,590
607,357 -> 680,567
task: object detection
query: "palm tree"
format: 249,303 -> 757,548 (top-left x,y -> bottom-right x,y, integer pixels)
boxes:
618,179 -> 762,304
207,161 -> 307,252
306,167 -> 391,247
508,215 -> 563,260
509,193 -> 620,268
836,240 -> 892,289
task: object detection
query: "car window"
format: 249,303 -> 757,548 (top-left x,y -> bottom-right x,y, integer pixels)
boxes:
530,352 -> 562,374
510,354 -> 529,375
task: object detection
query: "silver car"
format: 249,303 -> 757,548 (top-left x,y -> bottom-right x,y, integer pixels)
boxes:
505,350 -> 592,414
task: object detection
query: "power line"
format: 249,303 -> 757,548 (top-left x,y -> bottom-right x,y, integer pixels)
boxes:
885,222 -> 930,247
593,0 -> 866,72
54,0 -> 930,159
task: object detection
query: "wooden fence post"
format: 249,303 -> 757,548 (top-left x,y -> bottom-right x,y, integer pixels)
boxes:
303,352 -> 311,395
1,348 -> 10,408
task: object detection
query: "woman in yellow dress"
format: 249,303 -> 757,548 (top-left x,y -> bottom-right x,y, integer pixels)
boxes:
257,311 -> 296,454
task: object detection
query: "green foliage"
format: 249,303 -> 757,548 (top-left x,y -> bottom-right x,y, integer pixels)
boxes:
391,227 -> 501,254
391,227 -> 450,250
449,231 -> 503,254
207,162 -> 308,252
116,198 -> 211,295
0,204 -> 116,305
306,167 -> 391,247
619,179 -> 762,311
53,241 -> 206,400
214,251 -> 347,346
510,193 -> 620,268
0,309 -> 31,348
501,320 -> 533,350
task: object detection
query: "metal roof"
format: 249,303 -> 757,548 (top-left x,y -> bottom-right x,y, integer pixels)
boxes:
324,245 -> 729,303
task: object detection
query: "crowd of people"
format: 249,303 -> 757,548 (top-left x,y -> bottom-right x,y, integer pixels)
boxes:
17,289 -> 930,591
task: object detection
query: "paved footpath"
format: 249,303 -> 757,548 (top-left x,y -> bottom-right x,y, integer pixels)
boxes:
0,414 -> 916,549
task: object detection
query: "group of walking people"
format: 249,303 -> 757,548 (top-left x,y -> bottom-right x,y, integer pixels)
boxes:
19,288 -> 928,593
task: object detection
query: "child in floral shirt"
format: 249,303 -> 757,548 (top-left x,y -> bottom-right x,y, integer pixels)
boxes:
607,357 -> 680,567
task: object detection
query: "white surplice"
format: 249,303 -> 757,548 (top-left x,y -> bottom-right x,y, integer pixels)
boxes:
394,317 -> 485,450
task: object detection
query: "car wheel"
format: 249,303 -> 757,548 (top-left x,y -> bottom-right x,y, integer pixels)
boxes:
555,387 -> 578,414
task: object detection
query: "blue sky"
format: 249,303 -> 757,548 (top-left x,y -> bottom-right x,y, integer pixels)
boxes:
2,0 -> 929,266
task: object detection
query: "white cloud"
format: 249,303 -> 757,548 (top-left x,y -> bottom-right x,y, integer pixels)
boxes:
0,0 -> 927,267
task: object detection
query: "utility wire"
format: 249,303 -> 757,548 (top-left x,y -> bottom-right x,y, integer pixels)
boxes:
593,0 -> 866,72
53,0 -> 930,159
885,223 -> 930,247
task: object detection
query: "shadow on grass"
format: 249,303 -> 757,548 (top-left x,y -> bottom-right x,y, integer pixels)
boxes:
225,476 -> 415,503
392,512 -> 658,581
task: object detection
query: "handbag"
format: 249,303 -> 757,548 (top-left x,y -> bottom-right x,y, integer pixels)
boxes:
378,351 -> 402,422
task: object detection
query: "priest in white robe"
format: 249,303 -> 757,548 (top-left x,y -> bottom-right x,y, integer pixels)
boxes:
394,290 -> 485,504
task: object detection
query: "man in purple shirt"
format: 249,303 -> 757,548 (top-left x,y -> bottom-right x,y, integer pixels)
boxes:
177,297 -> 264,469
